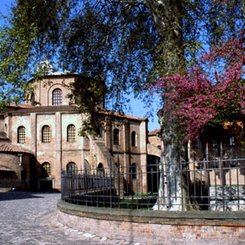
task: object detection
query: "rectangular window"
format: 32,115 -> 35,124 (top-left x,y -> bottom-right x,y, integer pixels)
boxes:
17,126 -> 25,144
52,88 -> 62,105
42,126 -> 51,143
67,124 -> 76,142
113,128 -> 119,145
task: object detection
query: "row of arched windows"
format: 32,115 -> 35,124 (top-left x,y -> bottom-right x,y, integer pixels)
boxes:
95,162 -> 137,179
17,125 -> 137,147
113,129 -> 137,147
17,124 -> 76,144
41,161 -> 78,177
41,161 -> 137,179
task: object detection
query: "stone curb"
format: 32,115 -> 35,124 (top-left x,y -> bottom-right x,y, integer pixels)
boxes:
57,199 -> 245,227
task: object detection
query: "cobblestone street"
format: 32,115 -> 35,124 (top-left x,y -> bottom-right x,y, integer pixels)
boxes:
1,191 -> 243,245
0,192 -> 129,245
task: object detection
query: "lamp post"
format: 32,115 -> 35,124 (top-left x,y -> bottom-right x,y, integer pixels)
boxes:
18,153 -> 23,167
17,153 -> 23,189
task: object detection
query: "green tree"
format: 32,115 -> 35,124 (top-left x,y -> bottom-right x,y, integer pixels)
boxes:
0,0 -> 244,210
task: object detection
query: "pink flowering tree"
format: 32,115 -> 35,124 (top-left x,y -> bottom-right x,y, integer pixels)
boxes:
150,32 -> 244,211
154,35 -> 244,141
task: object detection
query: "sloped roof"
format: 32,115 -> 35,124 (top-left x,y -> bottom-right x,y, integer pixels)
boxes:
7,105 -> 79,115
0,142 -> 32,154
148,129 -> 160,136
5,104 -> 147,122
27,72 -> 80,83
97,109 -> 147,122
7,103 -> 34,109
0,131 -> 32,154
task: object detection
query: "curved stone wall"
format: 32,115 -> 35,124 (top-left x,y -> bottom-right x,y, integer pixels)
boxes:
0,153 -> 20,177
57,200 -> 245,244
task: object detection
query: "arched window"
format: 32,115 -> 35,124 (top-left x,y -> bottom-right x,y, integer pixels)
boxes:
67,124 -> 76,142
41,162 -> 51,177
17,126 -> 25,144
66,162 -> 78,175
42,125 -> 51,143
30,93 -> 35,105
113,128 -> 120,145
52,88 -> 62,105
97,163 -> 105,176
131,131 -> 136,147
130,163 -> 137,179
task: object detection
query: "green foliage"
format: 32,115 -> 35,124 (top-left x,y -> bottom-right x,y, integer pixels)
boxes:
0,0 -> 159,113
68,75 -> 106,135
59,1 -> 159,110
11,0 -> 70,52
0,0 -> 70,105
0,0 -> 244,125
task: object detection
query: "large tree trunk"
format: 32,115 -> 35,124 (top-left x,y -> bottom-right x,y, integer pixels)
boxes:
145,0 -> 193,211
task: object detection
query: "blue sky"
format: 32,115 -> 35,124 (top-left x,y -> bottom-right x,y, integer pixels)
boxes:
0,0 -> 11,17
0,0 -> 161,131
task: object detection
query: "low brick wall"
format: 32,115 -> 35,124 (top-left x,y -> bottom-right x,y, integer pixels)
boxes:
57,200 -> 245,245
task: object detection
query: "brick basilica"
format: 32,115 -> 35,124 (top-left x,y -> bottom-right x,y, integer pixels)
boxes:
0,73 -> 160,191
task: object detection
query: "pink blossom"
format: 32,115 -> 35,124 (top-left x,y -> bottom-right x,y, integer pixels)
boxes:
150,33 -> 245,140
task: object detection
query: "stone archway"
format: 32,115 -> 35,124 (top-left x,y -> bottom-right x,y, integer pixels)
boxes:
147,143 -> 161,194
147,155 -> 160,193
97,163 -> 105,176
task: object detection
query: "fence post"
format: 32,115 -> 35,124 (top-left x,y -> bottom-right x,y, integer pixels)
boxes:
219,141 -> 225,187
219,141 -> 225,211
109,157 -> 112,208
61,170 -> 66,200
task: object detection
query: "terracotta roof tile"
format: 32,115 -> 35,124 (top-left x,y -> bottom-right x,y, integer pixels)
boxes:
0,142 -> 32,154
6,105 -> 146,122
148,129 -> 160,136
8,103 -> 34,109
97,109 -> 147,121
8,105 -> 79,115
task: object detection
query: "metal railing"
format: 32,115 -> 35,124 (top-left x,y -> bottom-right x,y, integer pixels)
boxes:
61,158 -> 245,211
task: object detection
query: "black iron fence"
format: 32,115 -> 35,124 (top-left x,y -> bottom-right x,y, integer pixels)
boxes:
61,158 -> 245,211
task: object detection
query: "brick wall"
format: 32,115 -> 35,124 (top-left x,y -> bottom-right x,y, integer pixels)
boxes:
57,200 -> 245,245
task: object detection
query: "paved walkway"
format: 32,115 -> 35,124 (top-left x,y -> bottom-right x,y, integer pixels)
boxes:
0,192 -> 131,245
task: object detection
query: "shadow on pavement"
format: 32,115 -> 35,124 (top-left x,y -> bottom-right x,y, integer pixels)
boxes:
0,191 -> 59,201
